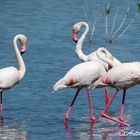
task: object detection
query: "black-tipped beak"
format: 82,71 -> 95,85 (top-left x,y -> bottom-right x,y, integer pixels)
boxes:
20,51 -> 25,55
74,39 -> 78,43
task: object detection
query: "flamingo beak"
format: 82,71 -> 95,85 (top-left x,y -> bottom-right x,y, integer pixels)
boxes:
72,31 -> 78,43
20,44 -> 26,55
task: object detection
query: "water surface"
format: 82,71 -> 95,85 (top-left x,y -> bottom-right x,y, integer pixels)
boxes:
0,0 -> 140,139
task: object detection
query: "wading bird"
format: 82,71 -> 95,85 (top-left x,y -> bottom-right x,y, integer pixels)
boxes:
72,21 -> 121,65
72,21 -> 121,105
53,61 -> 110,123
0,34 -> 27,113
93,62 -> 140,126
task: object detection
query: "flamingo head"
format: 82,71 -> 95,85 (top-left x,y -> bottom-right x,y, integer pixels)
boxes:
72,22 -> 82,43
18,34 -> 27,55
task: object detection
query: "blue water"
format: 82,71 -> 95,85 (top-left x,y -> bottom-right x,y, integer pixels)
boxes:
0,0 -> 140,139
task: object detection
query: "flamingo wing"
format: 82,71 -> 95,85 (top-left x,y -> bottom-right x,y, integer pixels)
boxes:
0,67 -> 20,89
53,61 -> 106,91
93,62 -> 140,89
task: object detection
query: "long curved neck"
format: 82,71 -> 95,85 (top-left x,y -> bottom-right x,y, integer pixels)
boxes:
13,36 -> 26,80
96,48 -> 117,68
75,22 -> 89,62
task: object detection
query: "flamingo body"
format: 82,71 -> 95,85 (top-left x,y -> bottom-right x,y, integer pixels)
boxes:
72,21 -> 121,68
72,21 -> 121,108
93,62 -> 140,126
0,34 -> 27,114
93,62 -> 140,89
53,61 -> 107,123
0,67 -> 20,89
53,61 -> 107,92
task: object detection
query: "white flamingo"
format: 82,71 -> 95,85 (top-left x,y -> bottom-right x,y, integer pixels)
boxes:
72,21 -> 121,65
72,21 -> 121,104
93,62 -> 140,126
53,61 -> 108,123
0,34 -> 27,113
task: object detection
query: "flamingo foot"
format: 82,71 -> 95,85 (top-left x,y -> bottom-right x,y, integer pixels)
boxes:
102,112 -> 129,126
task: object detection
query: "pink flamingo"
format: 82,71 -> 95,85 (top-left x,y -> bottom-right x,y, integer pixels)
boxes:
72,21 -> 121,105
0,34 -> 27,113
72,21 -> 121,65
93,62 -> 140,126
53,61 -> 109,123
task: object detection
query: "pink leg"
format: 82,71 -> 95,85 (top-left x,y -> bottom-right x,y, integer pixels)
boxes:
119,90 -> 126,122
64,89 -> 80,124
105,87 -> 110,105
87,88 -> 95,122
102,89 -> 119,115
102,89 -> 129,126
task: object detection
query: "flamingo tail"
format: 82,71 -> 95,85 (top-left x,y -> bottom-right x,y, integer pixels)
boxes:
52,79 -> 67,92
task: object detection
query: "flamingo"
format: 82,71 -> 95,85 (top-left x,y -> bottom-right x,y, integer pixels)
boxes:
93,62 -> 140,126
0,34 -> 27,113
53,61 -> 109,123
72,21 -> 121,105
72,21 -> 121,65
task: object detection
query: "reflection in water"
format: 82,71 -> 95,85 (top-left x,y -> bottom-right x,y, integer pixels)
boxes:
65,121 -> 95,140
64,120 -> 130,140
0,117 -> 27,140
101,126 -> 127,140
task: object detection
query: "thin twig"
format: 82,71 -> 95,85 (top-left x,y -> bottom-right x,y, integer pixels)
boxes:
115,12 -> 138,40
105,15 -> 108,40
112,6 -> 130,39
110,8 -> 118,36
137,2 -> 140,11
89,20 -> 97,48
105,4 -> 111,41
108,8 -> 118,42
90,19 -> 97,42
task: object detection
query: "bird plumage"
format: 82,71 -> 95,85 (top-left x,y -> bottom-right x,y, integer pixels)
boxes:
92,62 -> 140,126
53,61 -> 107,92
0,67 -> 20,89
53,61 -> 108,123
0,34 -> 27,113
93,62 -> 140,89
72,21 -> 121,69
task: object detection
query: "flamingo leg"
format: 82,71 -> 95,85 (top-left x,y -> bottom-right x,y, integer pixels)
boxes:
87,88 -> 95,122
64,89 -> 80,124
0,89 -> 3,114
102,89 -> 119,115
102,89 -> 129,126
119,89 -> 126,122
105,87 -> 110,105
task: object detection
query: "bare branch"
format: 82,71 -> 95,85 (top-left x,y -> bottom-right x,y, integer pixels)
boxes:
137,2 -> 140,11
105,4 -> 111,40
115,12 -> 138,40
112,6 -> 130,39
110,8 -> 118,36
90,19 -> 97,42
